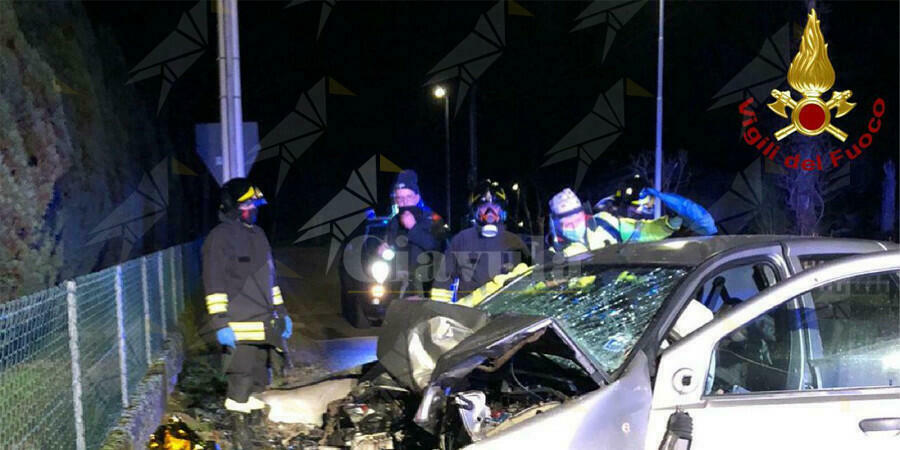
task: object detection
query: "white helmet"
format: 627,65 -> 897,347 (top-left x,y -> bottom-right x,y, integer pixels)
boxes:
549,188 -> 583,218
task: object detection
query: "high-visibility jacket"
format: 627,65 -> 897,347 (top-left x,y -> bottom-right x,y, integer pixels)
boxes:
453,263 -> 533,307
202,213 -> 287,345
550,212 -> 680,258
443,213 -> 681,308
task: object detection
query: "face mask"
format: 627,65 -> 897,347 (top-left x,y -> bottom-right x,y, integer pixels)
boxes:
477,205 -> 501,224
480,224 -> 498,238
561,224 -> 586,243
240,207 -> 258,225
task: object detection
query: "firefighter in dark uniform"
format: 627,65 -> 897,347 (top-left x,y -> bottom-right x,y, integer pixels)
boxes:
431,180 -> 531,306
379,170 -> 447,297
202,178 -> 292,448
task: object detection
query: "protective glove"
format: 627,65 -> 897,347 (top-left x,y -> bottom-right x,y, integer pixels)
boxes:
282,315 -> 293,339
216,327 -> 236,348
641,188 -> 718,235
570,275 -> 597,289
615,271 -> 637,284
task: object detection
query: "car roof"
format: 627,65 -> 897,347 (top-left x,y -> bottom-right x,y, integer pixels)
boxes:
573,234 -> 893,267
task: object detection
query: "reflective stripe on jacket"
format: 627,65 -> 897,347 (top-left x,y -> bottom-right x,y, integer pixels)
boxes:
202,213 -> 287,345
552,212 -> 679,258
454,263 -> 533,307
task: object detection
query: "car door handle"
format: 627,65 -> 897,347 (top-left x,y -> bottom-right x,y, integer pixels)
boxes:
859,418 -> 900,433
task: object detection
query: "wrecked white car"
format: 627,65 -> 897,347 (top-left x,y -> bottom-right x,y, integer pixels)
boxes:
275,236 -> 900,450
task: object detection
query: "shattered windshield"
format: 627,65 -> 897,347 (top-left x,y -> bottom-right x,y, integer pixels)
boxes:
478,265 -> 688,374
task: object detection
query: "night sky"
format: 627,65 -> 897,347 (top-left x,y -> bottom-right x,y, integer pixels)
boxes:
81,0 -> 899,245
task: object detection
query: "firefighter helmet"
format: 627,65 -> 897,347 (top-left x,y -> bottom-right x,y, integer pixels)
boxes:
613,175 -> 649,208
549,188 -> 583,218
220,178 -> 267,213
469,180 -> 508,223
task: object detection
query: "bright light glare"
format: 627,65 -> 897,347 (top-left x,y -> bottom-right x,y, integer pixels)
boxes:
370,260 -> 391,284
371,284 -> 386,299
883,351 -> 900,371
511,183 -> 519,191
433,86 -> 447,98
660,240 -> 690,250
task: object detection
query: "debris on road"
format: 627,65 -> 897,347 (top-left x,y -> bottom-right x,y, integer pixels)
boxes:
148,415 -> 219,449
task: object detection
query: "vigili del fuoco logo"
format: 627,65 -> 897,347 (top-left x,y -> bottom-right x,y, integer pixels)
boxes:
738,9 -> 886,171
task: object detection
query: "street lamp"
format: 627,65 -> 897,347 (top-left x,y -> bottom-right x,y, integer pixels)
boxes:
433,85 -> 451,225
511,182 -> 522,232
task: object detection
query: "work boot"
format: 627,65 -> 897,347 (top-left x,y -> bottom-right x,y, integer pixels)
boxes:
230,411 -> 253,450
246,395 -> 267,427
248,408 -> 266,427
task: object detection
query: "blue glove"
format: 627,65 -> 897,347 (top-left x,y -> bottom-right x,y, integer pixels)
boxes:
282,315 -> 293,339
641,188 -> 718,235
639,187 -> 657,199
216,327 -> 236,348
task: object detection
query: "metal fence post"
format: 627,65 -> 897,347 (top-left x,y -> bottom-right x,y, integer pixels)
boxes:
141,256 -> 152,364
177,246 -> 184,314
158,252 -> 167,342
115,265 -> 129,408
65,281 -> 87,450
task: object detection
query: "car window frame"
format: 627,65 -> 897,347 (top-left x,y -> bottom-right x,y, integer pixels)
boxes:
687,256 -> 810,395
701,267 -> 900,400
635,245 -> 791,380
785,247 -> 896,391
689,258 -> 785,315
801,269 -> 900,391
651,251 -> 900,411
704,298 -> 804,396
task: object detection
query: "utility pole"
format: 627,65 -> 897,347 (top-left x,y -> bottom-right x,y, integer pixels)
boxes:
217,0 -> 245,182
432,85 -> 452,226
653,0 -> 665,218
444,95 -> 452,226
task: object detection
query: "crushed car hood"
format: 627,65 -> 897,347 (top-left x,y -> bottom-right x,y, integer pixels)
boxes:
410,313 -> 606,431
378,300 -> 604,391
377,299 -> 491,392
429,314 -> 604,386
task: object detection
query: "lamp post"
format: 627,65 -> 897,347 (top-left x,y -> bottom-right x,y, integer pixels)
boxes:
217,0 -> 245,182
653,0 -> 665,218
511,182 -> 521,230
433,85 -> 451,225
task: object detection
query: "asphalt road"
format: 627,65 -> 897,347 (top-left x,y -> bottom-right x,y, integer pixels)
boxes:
273,243 -> 379,375
288,312 -> 378,374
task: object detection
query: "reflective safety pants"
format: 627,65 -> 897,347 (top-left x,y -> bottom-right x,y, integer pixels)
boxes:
225,344 -> 272,403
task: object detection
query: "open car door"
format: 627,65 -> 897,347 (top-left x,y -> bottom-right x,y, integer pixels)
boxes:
647,251 -> 900,450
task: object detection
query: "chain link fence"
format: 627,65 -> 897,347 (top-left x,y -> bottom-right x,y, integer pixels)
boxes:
0,246 -> 189,450
0,285 -> 74,449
